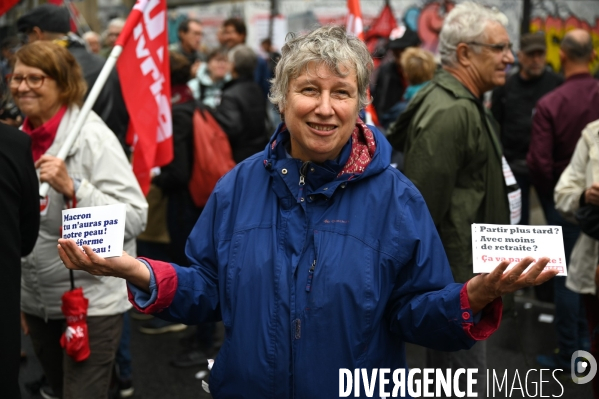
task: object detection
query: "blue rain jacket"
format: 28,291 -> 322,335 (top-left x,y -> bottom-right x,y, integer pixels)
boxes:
143,125 -> 489,398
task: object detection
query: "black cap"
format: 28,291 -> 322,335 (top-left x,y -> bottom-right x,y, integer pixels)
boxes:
520,32 -> 546,54
388,26 -> 421,50
17,4 -> 70,34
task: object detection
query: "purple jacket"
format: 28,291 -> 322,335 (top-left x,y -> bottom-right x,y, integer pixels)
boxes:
527,73 -> 599,197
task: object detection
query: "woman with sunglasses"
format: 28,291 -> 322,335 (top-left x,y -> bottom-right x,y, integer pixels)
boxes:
10,41 -> 147,399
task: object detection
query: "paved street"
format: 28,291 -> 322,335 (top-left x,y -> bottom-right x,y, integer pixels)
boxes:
19,289 -> 593,398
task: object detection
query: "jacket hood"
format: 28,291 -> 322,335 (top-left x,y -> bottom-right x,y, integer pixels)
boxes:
388,69 -> 478,152
263,120 -> 392,183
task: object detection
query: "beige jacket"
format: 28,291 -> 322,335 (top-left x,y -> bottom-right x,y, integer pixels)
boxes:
21,106 -> 148,319
554,119 -> 599,295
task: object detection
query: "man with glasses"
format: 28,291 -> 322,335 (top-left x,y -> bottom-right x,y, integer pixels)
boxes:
387,2 -> 515,396
491,32 -> 563,227
527,29 -> 599,372
99,18 -> 125,59
170,19 -> 206,78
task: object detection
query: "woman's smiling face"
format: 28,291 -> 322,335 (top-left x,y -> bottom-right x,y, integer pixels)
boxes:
10,61 -> 62,126
282,61 -> 359,163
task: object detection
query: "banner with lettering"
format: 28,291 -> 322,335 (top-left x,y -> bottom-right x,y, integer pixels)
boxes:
116,0 -> 172,195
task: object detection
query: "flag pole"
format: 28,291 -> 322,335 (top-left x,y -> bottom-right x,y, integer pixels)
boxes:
39,5 -> 144,198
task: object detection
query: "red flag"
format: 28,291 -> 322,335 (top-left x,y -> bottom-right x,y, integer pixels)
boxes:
364,4 -> 398,41
0,0 -> 19,17
116,0 -> 172,195
346,0 -> 365,41
346,0 -> 379,126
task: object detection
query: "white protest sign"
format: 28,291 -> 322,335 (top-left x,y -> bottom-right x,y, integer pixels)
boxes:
62,204 -> 126,258
472,224 -> 567,276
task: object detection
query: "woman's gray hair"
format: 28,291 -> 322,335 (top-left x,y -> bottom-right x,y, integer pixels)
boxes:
269,25 -> 373,111
438,2 -> 509,67
229,44 -> 257,79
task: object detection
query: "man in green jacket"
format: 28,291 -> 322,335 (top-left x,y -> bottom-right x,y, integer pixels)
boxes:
387,2 -> 516,396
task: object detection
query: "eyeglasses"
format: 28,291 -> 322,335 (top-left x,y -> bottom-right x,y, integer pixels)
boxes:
7,73 -> 53,89
466,42 -> 513,55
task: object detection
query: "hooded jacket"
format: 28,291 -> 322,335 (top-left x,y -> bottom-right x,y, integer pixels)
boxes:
131,123 -> 501,398
388,69 -> 510,283
21,107 -> 147,320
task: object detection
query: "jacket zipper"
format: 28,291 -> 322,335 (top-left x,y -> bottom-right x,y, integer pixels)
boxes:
305,260 -> 316,292
297,162 -> 309,202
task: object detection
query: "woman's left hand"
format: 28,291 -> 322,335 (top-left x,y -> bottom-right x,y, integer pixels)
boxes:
35,154 -> 74,198
466,257 -> 558,314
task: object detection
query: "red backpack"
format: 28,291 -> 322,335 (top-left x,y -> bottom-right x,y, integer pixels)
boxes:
188,107 -> 236,207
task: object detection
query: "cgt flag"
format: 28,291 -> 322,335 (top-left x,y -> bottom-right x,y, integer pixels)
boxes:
116,0 -> 172,195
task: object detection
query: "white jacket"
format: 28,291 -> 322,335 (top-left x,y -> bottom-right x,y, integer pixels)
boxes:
554,119 -> 599,295
21,106 -> 148,320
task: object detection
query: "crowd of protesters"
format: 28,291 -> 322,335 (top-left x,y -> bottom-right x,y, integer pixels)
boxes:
1,1 -> 599,398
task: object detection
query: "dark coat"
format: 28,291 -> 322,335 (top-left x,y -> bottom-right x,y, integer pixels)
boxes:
527,73 -> 599,197
371,60 -> 406,117
491,69 -> 563,170
68,42 -> 130,154
0,124 -> 39,397
213,77 -> 268,163
152,96 -> 201,265
152,99 -> 195,195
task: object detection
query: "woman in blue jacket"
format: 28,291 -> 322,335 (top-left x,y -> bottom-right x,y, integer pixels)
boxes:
59,26 -> 556,398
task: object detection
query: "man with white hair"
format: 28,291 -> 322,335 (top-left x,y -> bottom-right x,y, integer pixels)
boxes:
82,31 -> 101,54
388,2 -> 515,395
100,17 -> 125,58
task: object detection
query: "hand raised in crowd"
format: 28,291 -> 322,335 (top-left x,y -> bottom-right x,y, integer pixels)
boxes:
467,257 -> 557,314
585,183 -> 599,206
35,155 -> 74,198
58,238 -> 151,292
190,60 -> 202,78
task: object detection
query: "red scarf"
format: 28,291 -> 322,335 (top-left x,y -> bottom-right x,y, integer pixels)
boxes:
338,119 -> 377,176
272,119 -> 377,176
22,106 -> 67,162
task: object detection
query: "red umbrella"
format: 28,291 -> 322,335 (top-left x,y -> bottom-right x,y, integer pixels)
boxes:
59,287 -> 90,362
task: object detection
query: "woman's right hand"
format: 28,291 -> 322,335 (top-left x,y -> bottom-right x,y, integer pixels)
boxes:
57,239 -> 151,292
36,155 -> 74,198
